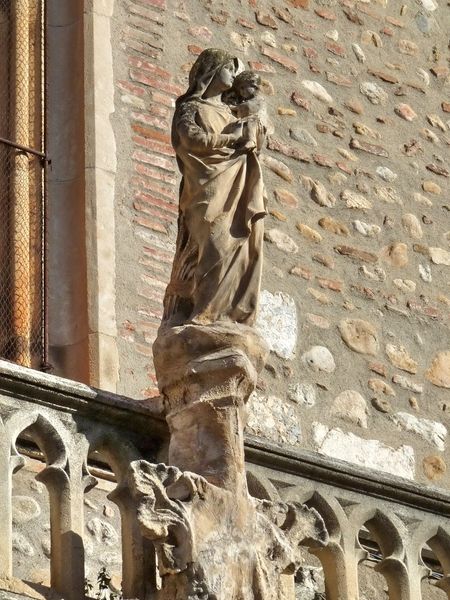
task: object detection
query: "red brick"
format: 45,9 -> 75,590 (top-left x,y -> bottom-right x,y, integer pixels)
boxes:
314,8 -> 336,20
132,150 -> 175,172
326,72 -> 352,87
140,0 -> 166,9
316,276 -> 343,292
431,65 -> 450,79
290,265 -> 313,280
130,69 -> 184,96
152,91 -> 175,108
386,16 -> 404,28
132,111 -> 169,130
122,38 -> 161,60
188,26 -> 212,41
133,176 -> 177,201
117,80 -> 146,97
237,17 -> 256,29
128,3 -> 164,23
368,69 -> 399,84
381,26 -> 394,36
135,163 -> 177,186
142,244 -> 173,263
335,245 -> 378,263
134,201 -> 176,223
132,124 -> 171,145
303,46 -> 318,59
133,135 -> 175,158
139,256 -> 170,277
267,137 -> 311,163
135,190 -> 178,214
291,92 -> 311,110
325,41 -> 346,57
149,103 -> 171,118
255,11 -> 278,29
342,8 -> 364,25
369,362 -> 387,377
138,284 -> 165,304
274,188 -> 299,208
313,154 -> 334,168
261,47 -> 299,72
135,215 -> 168,234
336,162 -> 352,174
188,44 -> 203,55
248,61 -> 276,73
286,0 -> 309,7
128,56 -> 171,80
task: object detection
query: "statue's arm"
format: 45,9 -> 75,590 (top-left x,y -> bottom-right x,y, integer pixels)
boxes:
176,102 -> 235,151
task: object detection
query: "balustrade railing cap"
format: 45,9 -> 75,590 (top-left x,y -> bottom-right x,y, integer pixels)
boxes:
0,359 -> 168,439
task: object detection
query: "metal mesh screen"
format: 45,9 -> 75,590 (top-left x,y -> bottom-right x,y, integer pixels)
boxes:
0,0 -> 46,369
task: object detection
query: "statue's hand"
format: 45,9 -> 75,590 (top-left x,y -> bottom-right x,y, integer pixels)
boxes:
224,121 -> 244,144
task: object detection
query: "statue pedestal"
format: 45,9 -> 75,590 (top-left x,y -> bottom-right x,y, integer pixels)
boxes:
130,321 -> 328,598
153,322 -> 268,492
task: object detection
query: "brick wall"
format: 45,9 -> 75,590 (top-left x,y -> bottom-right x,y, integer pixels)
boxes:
110,0 -> 450,486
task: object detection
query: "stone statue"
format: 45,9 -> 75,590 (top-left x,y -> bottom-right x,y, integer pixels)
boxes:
139,49 -> 329,599
163,49 -> 267,328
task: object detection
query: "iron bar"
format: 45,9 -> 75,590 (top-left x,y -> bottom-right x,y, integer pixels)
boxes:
41,0 -> 50,371
0,135 -> 49,161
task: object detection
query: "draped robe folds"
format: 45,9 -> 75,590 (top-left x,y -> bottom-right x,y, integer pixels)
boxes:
163,98 -> 266,327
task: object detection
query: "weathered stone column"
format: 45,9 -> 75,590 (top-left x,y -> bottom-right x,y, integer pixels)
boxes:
153,322 -> 267,493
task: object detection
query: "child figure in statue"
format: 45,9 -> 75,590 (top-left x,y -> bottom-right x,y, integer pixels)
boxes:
225,70 -> 270,152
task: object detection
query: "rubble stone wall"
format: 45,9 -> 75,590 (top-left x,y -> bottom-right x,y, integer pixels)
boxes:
109,0 -> 450,487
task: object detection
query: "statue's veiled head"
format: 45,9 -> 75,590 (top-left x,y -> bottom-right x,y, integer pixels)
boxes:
178,48 -> 244,104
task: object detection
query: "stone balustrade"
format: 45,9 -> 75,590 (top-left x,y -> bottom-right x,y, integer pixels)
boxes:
0,359 -> 449,600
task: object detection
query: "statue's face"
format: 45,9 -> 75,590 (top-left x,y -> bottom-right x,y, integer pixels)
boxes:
217,61 -> 236,89
238,83 -> 258,100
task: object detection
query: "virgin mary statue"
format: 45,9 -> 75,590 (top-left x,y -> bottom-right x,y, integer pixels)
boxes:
162,48 -> 267,328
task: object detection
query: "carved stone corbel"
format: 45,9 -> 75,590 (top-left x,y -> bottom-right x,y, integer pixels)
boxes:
127,460 -> 328,599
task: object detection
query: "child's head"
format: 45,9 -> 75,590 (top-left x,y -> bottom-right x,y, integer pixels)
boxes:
233,71 -> 261,100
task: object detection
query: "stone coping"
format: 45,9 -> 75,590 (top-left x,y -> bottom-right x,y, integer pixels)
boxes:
246,436 -> 450,517
0,359 -> 167,440
1,359 -> 450,515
